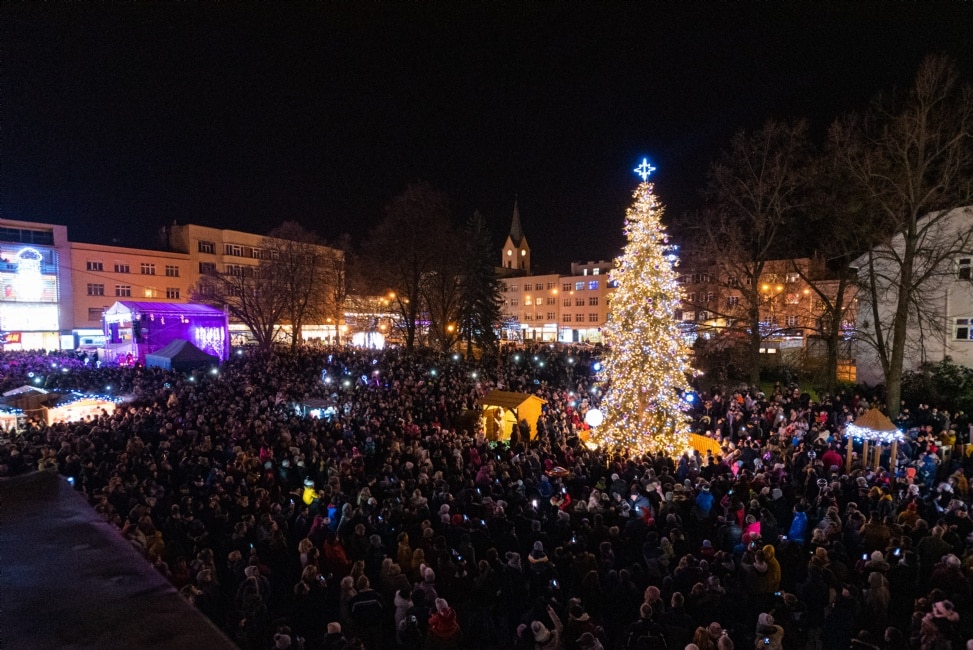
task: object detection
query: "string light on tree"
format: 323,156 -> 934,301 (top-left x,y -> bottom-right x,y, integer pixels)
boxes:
594,159 -> 695,455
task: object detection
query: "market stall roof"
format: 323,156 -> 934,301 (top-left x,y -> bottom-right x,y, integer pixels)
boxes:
844,407 -> 904,442
0,471 -> 236,650
104,301 -> 227,318
481,389 -> 547,409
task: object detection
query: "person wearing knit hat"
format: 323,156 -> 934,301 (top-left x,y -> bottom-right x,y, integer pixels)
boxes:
427,597 -> 461,647
506,551 -> 523,571
531,605 -> 564,649
273,633 -> 292,650
529,540 -> 549,567
756,612 -> 784,650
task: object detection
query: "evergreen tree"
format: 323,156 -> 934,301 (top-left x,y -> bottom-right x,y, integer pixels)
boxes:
459,210 -> 503,357
595,161 -> 694,455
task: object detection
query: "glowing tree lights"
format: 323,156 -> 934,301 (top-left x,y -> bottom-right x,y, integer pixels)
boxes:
594,159 -> 694,455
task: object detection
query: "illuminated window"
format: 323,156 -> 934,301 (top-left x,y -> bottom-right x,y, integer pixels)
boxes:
955,318 -> 973,340
166,287 -> 180,299
575,282 -> 584,291
593,268 -> 600,275
165,265 -> 180,277
140,263 -> 156,275
786,293 -> 800,305
698,311 -> 709,320
588,281 -> 599,290
588,313 -> 598,322
144,287 -> 157,298
682,311 -> 695,322
198,241 -> 215,254
114,263 -> 130,273
506,249 -> 512,256
86,261 -> 103,271
785,272 -> 800,283
87,283 -> 104,296
520,250 -> 526,256
524,296 -> 532,306
115,285 -> 131,297
589,297 -> 598,306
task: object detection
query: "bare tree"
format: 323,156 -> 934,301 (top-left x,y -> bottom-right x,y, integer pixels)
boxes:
266,222 -> 338,350
832,54 -> 973,415
688,119 -> 815,385
362,182 -> 454,352
193,259 -> 286,351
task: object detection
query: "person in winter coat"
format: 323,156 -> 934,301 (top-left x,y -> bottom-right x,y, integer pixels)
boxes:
754,612 -> 784,650
788,503 -> 809,545
427,597 -> 462,649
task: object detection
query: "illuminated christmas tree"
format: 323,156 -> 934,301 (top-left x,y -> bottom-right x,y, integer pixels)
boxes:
595,159 -> 694,455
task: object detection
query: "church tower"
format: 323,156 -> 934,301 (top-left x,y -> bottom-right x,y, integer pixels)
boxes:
500,200 -> 531,274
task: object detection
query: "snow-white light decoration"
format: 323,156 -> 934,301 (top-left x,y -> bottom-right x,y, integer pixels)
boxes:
634,158 -> 657,181
843,423 -> 905,443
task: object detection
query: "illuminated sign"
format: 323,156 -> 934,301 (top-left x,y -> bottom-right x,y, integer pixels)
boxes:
0,247 -> 58,304
1,304 -> 59,331
193,325 -> 226,359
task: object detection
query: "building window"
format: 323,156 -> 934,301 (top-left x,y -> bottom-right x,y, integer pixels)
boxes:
575,313 -> 584,322
785,272 -> 800,283
140,263 -> 156,275
546,282 -> 555,289
786,316 -> 801,327
588,313 -> 598,322
683,311 -> 695,322
563,298 -> 571,306
959,258 -> 972,280
726,275 -> 738,287
87,283 -> 105,296
698,311 -> 710,321
166,287 -> 180,299
510,298 -> 519,306
588,281 -> 599,290
607,279 -> 619,289
165,265 -> 180,277
687,292 -> 696,302
224,243 -> 244,257
593,268 -> 600,275
86,261 -> 103,271
547,312 -> 556,320
114,263 -> 130,273
144,287 -> 157,298
523,283 -> 532,291
589,297 -> 598,306
523,314 -> 531,321
786,293 -> 800,305
562,283 -> 571,292
575,282 -> 584,291
510,284 -> 519,292
88,307 -> 104,321
955,318 -> 973,340
198,241 -> 215,254
575,298 -> 584,306
563,314 -> 571,323
115,285 -> 131,297
524,296 -> 532,306
199,262 -> 216,274
226,264 -> 245,277
546,297 -> 556,305
727,296 -> 739,307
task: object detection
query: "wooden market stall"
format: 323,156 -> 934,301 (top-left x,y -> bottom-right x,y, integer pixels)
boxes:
481,390 -> 546,441
843,408 -> 904,472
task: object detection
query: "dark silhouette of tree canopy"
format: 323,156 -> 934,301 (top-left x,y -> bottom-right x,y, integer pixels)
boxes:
458,210 -> 503,357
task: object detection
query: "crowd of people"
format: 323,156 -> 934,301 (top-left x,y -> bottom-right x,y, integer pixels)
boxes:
2,344 -> 973,650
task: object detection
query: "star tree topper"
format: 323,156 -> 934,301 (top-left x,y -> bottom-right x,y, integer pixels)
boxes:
634,158 -> 656,181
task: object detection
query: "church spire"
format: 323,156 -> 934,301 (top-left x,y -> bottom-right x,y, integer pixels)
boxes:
509,199 -> 524,247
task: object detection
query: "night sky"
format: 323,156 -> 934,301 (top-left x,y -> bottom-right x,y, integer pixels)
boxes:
3,3 -> 973,272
